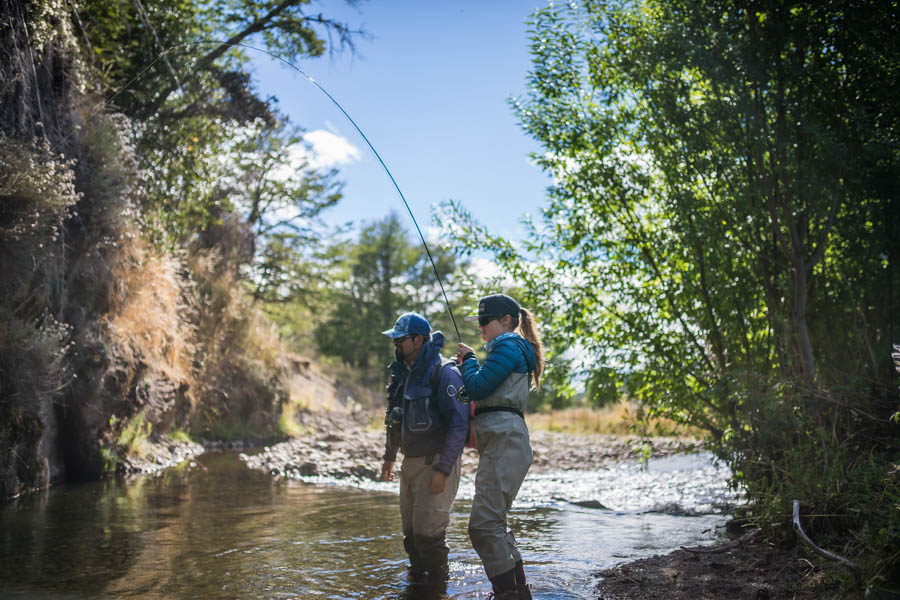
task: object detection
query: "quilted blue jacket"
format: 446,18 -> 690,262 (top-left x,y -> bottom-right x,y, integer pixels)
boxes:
459,332 -> 536,401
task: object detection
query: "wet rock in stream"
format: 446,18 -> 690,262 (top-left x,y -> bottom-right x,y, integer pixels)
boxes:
117,435 -> 206,476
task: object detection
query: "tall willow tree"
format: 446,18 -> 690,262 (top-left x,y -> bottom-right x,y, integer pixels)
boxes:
443,0 -> 899,589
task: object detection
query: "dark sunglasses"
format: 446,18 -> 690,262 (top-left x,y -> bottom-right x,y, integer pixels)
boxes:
478,314 -> 503,327
393,335 -> 412,343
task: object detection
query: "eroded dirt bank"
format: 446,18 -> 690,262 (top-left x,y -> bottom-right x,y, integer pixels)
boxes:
594,539 -> 851,600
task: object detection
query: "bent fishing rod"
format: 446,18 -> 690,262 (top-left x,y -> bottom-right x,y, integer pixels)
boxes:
95,40 -> 462,342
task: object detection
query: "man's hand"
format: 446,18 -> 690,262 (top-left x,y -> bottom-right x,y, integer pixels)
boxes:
429,470 -> 448,494
381,460 -> 395,482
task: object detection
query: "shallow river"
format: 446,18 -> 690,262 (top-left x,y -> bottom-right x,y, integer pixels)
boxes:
0,451 -> 740,599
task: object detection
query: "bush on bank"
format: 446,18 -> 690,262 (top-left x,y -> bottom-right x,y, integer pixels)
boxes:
726,382 -> 900,593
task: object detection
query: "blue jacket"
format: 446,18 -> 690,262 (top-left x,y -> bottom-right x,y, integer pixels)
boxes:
383,331 -> 468,475
459,332 -> 536,401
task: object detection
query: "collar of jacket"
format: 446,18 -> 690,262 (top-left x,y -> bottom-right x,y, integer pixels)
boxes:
390,330 -> 445,384
484,331 -> 537,374
484,331 -> 519,353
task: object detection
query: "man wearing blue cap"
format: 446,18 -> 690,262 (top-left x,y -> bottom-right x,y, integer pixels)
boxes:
381,311 -> 468,585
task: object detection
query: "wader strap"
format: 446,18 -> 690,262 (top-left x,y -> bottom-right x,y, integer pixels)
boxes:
474,406 -> 524,419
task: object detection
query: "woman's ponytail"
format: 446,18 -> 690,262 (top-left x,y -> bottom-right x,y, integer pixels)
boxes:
517,307 -> 544,388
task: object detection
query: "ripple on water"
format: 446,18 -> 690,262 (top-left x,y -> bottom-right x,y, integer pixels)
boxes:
0,451 -> 743,600
511,452 -> 745,515
317,451 -> 744,516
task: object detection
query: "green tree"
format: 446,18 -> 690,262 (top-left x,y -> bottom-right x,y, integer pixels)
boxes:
229,119 -> 343,304
315,212 -> 479,383
583,366 -> 621,409
442,0 -> 899,589
75,0 -> 363,313
445,0 -> 898,430
75,0 -> 365,243
79,0 -> 363,120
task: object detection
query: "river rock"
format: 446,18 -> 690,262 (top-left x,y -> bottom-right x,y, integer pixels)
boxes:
298,461 -> 318,476
241,410 -> 703,482
571,499 -> 610,509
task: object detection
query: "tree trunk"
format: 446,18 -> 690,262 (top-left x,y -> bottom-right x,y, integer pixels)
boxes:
791,264 -> 816,381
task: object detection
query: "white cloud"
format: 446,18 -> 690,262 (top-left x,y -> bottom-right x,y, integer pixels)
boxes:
302,129 -> 361,169
268,130 -> 360,182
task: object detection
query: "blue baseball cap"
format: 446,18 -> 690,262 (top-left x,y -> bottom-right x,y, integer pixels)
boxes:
382,312 -> 431,338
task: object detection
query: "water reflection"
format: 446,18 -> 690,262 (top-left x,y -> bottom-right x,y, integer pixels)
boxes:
0,452 -> 733,599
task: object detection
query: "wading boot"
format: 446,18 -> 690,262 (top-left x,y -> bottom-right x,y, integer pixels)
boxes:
515,560 -> 532,599
488,568 -> 519,600
403,534 -> 426,582
415,533 -> 450,584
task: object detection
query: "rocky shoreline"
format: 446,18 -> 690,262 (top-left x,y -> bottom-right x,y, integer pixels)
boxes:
116,435 -> 206,477
237,410 -> 704,481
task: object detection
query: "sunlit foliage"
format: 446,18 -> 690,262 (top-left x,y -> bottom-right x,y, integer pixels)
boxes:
443,0 -> 900,592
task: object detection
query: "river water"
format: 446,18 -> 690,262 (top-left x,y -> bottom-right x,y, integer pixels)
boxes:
0,451 -> 740,599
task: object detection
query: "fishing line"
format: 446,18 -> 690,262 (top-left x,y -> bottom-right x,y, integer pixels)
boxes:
93,40 -> 462,342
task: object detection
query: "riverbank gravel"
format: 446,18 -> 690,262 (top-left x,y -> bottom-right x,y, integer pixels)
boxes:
118,435 -> 205,476
238,410 -> 703,482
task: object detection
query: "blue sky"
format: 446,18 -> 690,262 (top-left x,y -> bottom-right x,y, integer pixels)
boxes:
249,0 -> 551,242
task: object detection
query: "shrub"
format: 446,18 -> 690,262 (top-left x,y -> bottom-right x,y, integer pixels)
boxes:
725,383 -> 900,593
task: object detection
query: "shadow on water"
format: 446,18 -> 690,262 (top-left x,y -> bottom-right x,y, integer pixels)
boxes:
0,451 -> 737,599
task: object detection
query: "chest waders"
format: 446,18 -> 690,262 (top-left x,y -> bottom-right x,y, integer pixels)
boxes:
468,372 -> 534,599
392,359 -> 464,585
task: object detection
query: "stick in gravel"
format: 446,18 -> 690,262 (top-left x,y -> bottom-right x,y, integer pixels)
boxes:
680,527 -> 761,554
792,500 -> 859,573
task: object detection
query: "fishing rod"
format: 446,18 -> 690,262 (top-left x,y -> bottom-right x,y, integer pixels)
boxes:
97,40 -> 462,342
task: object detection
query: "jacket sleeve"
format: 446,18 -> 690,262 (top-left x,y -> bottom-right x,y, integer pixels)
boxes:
459,339 -> 520,401
382,380 -> 400,462
433,364 -> 468,475
383,427 -> 399,462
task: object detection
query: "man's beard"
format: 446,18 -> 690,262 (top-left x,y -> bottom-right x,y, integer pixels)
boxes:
396,344 -> 419,365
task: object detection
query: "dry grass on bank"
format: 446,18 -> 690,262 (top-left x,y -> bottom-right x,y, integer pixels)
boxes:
526,402 -> 705,438
106,240 -> 192,387
361,401 -> 706,438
